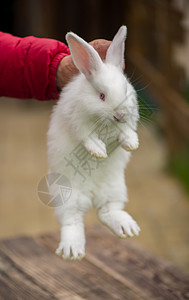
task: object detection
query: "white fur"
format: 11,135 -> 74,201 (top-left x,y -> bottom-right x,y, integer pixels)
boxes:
48,26 -> 140,260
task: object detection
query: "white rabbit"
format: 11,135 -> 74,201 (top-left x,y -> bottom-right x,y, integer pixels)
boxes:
47,25 -> 140,260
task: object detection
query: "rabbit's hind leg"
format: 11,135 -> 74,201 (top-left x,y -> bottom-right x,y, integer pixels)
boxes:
94,177 -> 140,239
54,190 -> 92,260
56,221 -> 86,260
98,202 -> 140,239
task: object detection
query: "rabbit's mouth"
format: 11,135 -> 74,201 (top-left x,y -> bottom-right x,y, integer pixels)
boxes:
113,116 -> 127,123
113,115 -> 120,122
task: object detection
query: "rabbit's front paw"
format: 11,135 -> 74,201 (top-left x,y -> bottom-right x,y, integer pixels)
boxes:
56,224 -> 85,260
84,138 -> 107,159
99,210 -> 140,238
119,131 -> 139,151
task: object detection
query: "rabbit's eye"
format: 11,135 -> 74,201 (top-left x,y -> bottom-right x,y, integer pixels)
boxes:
100,93 -> 105,101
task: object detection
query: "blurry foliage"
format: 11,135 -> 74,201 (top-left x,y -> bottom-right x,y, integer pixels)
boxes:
136,85 -> 158,122
185,81 -> 189,104
169,144 -> 189,194
137,86 -> 189,195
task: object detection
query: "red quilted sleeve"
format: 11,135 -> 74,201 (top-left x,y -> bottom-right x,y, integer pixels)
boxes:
0,32 -> 70,100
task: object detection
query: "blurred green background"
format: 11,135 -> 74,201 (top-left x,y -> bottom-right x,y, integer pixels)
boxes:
0,0 -> 189,272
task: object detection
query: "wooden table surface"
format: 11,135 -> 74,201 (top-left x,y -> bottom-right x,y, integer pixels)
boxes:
0,226 -> 189,300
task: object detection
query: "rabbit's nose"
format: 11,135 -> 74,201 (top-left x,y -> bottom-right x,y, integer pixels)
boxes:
113,111 -> 125,121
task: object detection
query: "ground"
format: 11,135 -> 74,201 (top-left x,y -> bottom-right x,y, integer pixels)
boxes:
0,97 -> 189,272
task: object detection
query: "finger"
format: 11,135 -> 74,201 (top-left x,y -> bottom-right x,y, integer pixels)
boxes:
89,39 -> 111,60
89,39 -> 125,70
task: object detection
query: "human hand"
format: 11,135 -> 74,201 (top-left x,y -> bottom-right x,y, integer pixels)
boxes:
56,39 -> 111,90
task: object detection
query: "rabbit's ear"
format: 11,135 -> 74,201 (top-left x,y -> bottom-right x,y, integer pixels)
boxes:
105,26 -> 127,69
66,32 -> 103,79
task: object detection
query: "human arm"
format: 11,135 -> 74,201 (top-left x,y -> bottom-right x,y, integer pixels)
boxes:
0,32 -> 70,100
0,32 -> 111,100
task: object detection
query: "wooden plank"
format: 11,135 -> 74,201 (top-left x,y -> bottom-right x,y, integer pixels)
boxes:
0,235 -> 142,300
1,226 -> 189,299
0,251 -> 57,300
38,226 -> 189,300
86,226 -> 189,300
37,234 -> 148,300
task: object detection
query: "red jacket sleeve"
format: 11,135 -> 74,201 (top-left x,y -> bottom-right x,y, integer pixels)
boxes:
0,32 -> 70,100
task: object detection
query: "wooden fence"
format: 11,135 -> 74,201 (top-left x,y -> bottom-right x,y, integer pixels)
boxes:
124,0 -> 189,155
